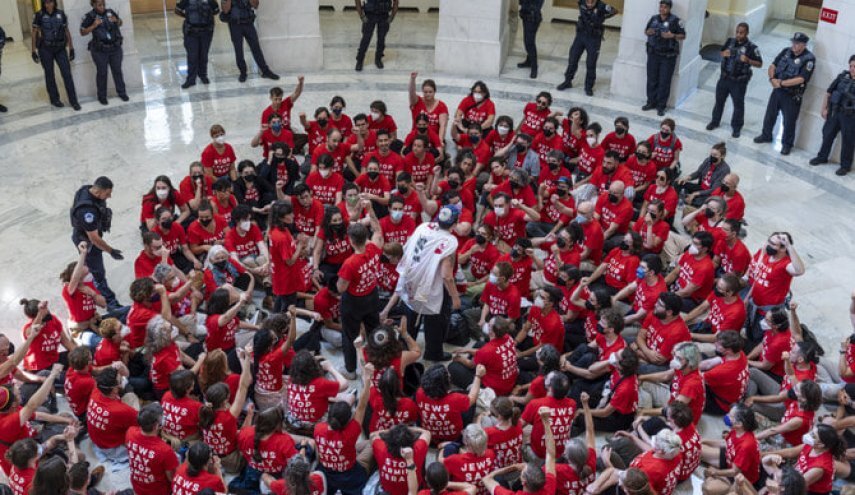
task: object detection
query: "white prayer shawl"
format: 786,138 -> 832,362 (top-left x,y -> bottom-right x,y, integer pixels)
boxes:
395,222 -> 459,315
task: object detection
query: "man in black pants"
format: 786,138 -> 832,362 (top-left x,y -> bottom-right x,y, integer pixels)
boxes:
707,23 -> 762,138
517,0 -> 544,79
175,0 -> 219,88
80,0 -> 127,106
355,0 -> 398,71
0,25 -> 8,112
557,0 -> 618,95
31,0 -> 81,110
221,0 -> 278,82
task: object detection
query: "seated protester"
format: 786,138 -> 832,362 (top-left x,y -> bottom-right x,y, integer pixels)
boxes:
517,288 -> 565,363
762,424 -> 846,495
152,206 -> 203,273
587,151 -> 635,196
583,348 -> 639,432
9,429 -> 81,495
301,106 -> 334,151
225,204 -> 270,282
186,199 -> 229,258
260,143 -> 301,197
201,124 -> 238,180
93,318 -> 129,368
601,116 -> 637,163
0,364 -> 62,476
747,307 -> 795,391
416,462 -> 477,495
574,202 -> 604,265
641,168 -> 679,222
646,118 -> 682,172
262,455 -> 327,495
700,403 -> 761,494
484,397 -> 524,469
699,331 -> 749,415
573,122 -> 605,179
683,274 -> 746,351
633,292 -> 692,373
362,323 -> 422,398
498,133 -> 540,181
380,195 -> 417,245
664,231 -> 715,312
205,288 -> 258,361
63,347 -> 97,423
0,325 -> 45,388
531,118 -> 564,172
134,231 -> 177,279
613,254 -> 668,328
676,142 -> 730,207
554,392 -> 597,495
233,161 -> 276,225
513,345 -> 561,402
287,350 -> 350,425
481,406 -> 557,495
637,342 -> 706,425
439,424 -> 496,495
338,183 -> 372,227
355,157 -> 392,212
593,181 -> 633,252
567,282 -> 613,346
533,222 -> 583,288
140,175 -> 190,231
483,193 -> 540,253
403,135 -> 437,186
7,438 -> 40,495
537,150 -> 572,190
346,115 -> 378,179
583,231 -> 642,297
521,372 -> 577,459
160,369 -> 204,446
20,299 -> 76,374
626,142 -> 657,198
417,364 -> 484,444
489,168 -> 538,210
747,340 -> 822,421
313,368 -> 371,495
710,173 -> 745,222
530,174 -> 575,239
267,201 -> 311,312
209,177 -> 238,224
623,429 -> 684,495
312,206 -> 353,284
372,424 -> 432,495
365,130 -> 406,183
452,122 -> 492,170
202,245 -> 252,301
306,154 -> 346,206
485,115 -> 515,155
477,262 -> 522,329
518,92 -> 553,138
755,379 -> 822,447
252,113 -> 296,162
450,317 -> 518,396
253,306 -> 300,411
152,263 -> 205,339
496,238 -> 541,296
87,368 -> 139,464
173,442 -> 228,495
621,401 -> 701,484
198,349 -> 252,474
179,161 -> 214,214
633,200 -> 670,255
459,224 -> 501,292
482,157 -> 510,201
713,219 -> 751,277
238,406 -> 299,475
126,403 -> 179,495
369,367 -> 420,434
378,242 -> 403,296
405,114 -> 444,159
199,348 -> 240,400
431,166 -> 477,215
60,242 -> 109,343
683,197 -> 728,245
294,276 -> 343,353
562,310 -> 627,399
310,128 -> 356,177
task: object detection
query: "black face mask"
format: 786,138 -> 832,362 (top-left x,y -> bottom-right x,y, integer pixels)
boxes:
516,142 -> 527,150
244,174 -> 256,183
556,238 -> 568,249
367,171 -> 379,180
331,223 -> 345,233
511,249 -> 523,259
549,163 -> 560,171
609,193 -> 620,204
448,180 -> 460,189
417,127 -> 428,134
43,313 -> 54,323
619,241 -> 629,251
786,388 -> 798,401
199,218 -> 213,227
719,184 -> 731,193
510,180 -> 523,190
704,207 -> 715,218
398,186 -> 409,195
317,119 -> 328,127
765,245 -> 778,257
556,278 -> 569,287
635,152 -> 649,160
584,301 -> 596,311
286,223 -> 300,235
380,254 -> 390,264
556,188 -> 568,197
475,234 -> 487,245
192,175 -> 204,182
709,156 -> 719,164
660,131 -> 671,138
713,286 -> 725,297
543,129 -> 555,137
604,167 -> 615,175
160,219 -> 173,230
615,126 -> 627,135
213,260 -> 228,270
596,324 -> 606,335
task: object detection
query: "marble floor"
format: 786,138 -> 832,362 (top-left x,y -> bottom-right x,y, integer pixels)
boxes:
0,9 -> 852,492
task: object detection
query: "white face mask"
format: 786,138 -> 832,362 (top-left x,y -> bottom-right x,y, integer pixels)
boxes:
608,353 -> 619,366
497,125 -> 510,136
83,273 -> 94,283
494,207 -> 506,217
669,357 -> 682,370
319,169 -> 331,178
155,188 -> 169,200
472,93 -> 484,103
587,137 -> 597,147
169,277 -> 181,289
120,325 -> 131,338
802,432 -> 815,446
688,244 -> 700,256
760,319 -> 771,331
534,297 -> 545,309
240,220 -> 252,232
214,136 -> 226,145
482,322 -> 491,336
371,111 -> 382,121
390,211 -> 404,222
489,273 -> 499,285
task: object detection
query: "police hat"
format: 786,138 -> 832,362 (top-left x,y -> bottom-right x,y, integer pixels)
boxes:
791,32 -> 809,44
659,0 -> 673,6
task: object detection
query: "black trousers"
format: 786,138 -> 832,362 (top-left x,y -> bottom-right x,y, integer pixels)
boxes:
404,289 -> 451,361
645,52 -> 677,110
72,233 -> 119,308
184,26 -> 214,82
760,88 -> 802,148
711,77 -> 748,131
38,45 -> 78,105
817,108 -> 855,170
356,13 -> 390,63
91,45 -> 126,100
521,17 -> 541,66
228,21 -> 270,75
341,290 -> 381,373
565,33 -> 601,91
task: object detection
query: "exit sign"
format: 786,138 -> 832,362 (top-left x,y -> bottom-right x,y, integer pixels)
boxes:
820,7 -> 838,24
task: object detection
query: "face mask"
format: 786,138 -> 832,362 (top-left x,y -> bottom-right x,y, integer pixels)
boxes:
556,238 -> 567,249
704,207 -> 715,218
192,174 -> 204,182
575,214 -> 588,224
391,211 -> 404,222
494,207 -> 506,216
160,219 -> 173,230
596,324 -> 606,335
120,325 -> 131,338
723,415 -> 733,428
688,244 -> 700,256
760,319 -> 771,331
608,353 -> 619,366
472,93 -> 484,103
214,136 -> 226,145
497,125 -> 510,136
586,137 -> 597,147
765,245 -> 778,257
511,249 -> 523,259
584,301 -> 595,311
669,358 -> 682,370
416,127 -> 428,134
544,129 -> 555,137
534,297 -> 545,309
557,277 -> 568,287
239,220 -> 252,232
244,174 -> 256,183
636,267 -> 646,279
475,234 -> 487,245
720,184 -> 731,193
609,193 -> 620,204
469,135 -> 481,144
156,188 -> 169,200
709,155 -> 719,164
556,188 -> 568,197
331,223 -> 345,232
398,186 -> 409,195
516,141 -> 528,150
660,130 -> 671,138
489,274 -> 499,285
150,293 -> 161,303
213,260 -> 228,271
199,218 -> 213,227
346,196 -> 359,206
801,433 -> 815,447
619,241 -> 630,251
271,122 -> 283,132
616,126 -> 627,135
367,171 -> 379,180
317,118 -> 328,127
332,108 -> 343,116
448,180 -> 460,189
320,169 -> 331,178
636,152 -> 649,160
371,111 -> 382,121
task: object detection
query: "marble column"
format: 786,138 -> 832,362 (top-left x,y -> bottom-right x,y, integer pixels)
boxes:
795,0 -> 854,159
703,0 -> 768,47
609,0 -> 708,109
256,0 -> 323,72
63,0 -> 143,99
434,0 -> 512,77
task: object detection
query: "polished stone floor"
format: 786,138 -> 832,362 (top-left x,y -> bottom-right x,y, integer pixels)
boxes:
0,9 -> 852,492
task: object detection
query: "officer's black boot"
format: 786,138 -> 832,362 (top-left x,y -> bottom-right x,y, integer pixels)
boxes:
181,79 -> 196,89
530,62 -> 538,79
517,58 -> 531,68
355,59 -> 364,72
375,57 -> 384,69
0,103 -> 7,113
557,80 -> 572,91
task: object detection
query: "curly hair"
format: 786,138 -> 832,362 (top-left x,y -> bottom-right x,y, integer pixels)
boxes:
421,364 -> 451,399
365,325 -> 403,369
144,316 -> 172,356
380,424 -> 418,458
289,350 -> 324,386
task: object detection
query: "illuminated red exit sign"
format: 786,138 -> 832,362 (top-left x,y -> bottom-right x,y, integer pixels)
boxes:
820,7 -> 838,24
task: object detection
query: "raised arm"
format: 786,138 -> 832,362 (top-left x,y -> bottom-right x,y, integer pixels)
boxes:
468,365 -> 486,406
22,364 -> 63,424
408,72 -> 419,108
354,364 -> 374,425
230,346 -> 253,418
539,406 -> 556,475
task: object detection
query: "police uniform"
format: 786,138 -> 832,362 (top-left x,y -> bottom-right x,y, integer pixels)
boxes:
0,25 -> 6,112
755,35 -> 815,152
222,0 -> 275,81
644,10 -> 686,113
813,70 -> 855,175
559,0 -> 617,93
176,0 -> 219,87
517,0 -> 544,77
709,36 -> 762,135
33,8 -> 79,109
356,0 -> 396,70
71,185 -> 118,308
80,7 -> 127,103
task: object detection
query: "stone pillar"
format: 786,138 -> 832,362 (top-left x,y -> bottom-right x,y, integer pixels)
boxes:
256,0 -> 323,72
63,0 -> 143,99
609,0 -> 708,109
703,0 -> 768,47
434,0 -> 511,77
795,0 -> 854,159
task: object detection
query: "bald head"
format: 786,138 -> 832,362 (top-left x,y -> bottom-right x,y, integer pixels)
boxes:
723,173 -> 739,189
577,201 -> 593,216
609,181 -> 626,197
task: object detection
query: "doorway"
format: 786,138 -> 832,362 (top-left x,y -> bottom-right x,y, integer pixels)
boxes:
795,0 -> 822,22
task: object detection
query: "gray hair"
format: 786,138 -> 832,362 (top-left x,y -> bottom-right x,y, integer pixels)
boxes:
462,424 -> 488,456
145,316 -> 172,355
151,263 -> 174,284
205,245 -> 229,268
653,429 -> 681,459
674,342 -> 701,370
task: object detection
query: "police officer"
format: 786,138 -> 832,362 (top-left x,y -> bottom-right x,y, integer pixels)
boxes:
32,0 -> 80,110
0,25 -> 6,113
557,0 -> 617,95
71,177 -> 122,310
707,22 -> 762,138
221,0 -> 279,82
810,55 -> 855,176
517,0 -> 544,79
175,0 -> 219,89
355,0 -> 398,72
642,0 -> 686,116
753,32 -> 815,155
80,0 -> 128,106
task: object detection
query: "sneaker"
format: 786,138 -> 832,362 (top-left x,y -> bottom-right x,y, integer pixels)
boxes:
809,156 -> 827,166
355,60 -> 363,71
556,80 -> 572,91
753,135 -> 772,144
261,71 -> 280,80
238,73 -> 247,82
200,76 -> 210,84
780,146 -> 791,156
89,465 -> 106,488
51,100 -> 64,108
836,167 -> 850,176
642,103 -> 656,111
706,122 -> 718,131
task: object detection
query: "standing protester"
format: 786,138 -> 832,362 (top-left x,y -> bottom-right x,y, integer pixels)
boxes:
31,0 -> 80,110
707,23 -> 762,138
753,32 -> 816,155
175,0 -> 219,89
517,0 -> 545,79
810,54 -> 855,176
557,0 -> 618,95
80,0 -> 128,106
642,0 -> 686,116
355,0 -> 398,71
220,0 -> 279,82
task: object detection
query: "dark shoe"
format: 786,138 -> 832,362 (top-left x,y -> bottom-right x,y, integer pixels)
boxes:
809,156 -> 827,166
51,100 -> 64,108
375,59 -> 384,69
835,167 -> 850,176
355,60 -> 363,71
262,295 -> 274,311
261,71 -> 280,80
119,94 -> 129,102
72,102 -> 81,111
780,146 -> 791,156
753,135 -> 772,143
657,108 -> 666,116
89,465 -> 106,488
706,122 -> 718,131
517,59 -> 531,68
585,88 -> 593,96
0,103 -> 6,112
731,129 -> 741,138
98,98 -> 108,105
200,76 -> 210,84
557,80 -> 572,91
642,103 -> 656,111
181,80 -> 195,89
530,66 -> 538,79
238,73 -> 248,82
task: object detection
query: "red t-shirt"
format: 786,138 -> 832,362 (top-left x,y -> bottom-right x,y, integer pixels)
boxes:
595,193 -> 633,234
795,445 -> 834,494
365,150 -> 406,183
474,335 -> 519,396
527,307 -> 565,352
676,424 -> 702,481
588,165 -> 635,195
483,209 -> 528,246
532,132 -> 565,168
677,252 -> 716,302
238,428 -> 297,473
747,251 -> 794,307
485,424 -> 523,469
646,134 -> 682,170
349,130 -> 379,163
368,394 -> 420,433
270,473 -> 325,495
94,337 -> 121,367
186,214 -> 228,248
316,229 -> 352,266
670,369 -> 705,425
484,128 -> 515,155
462,239 -> 501,281
609,370 -> 639,415
579,221 -> 604,264
703,353 -> 749,411
380,214 -> 417,246
126,303 -> 159,349
416,389 -> 471,442
291,196 -> 325,236
496,253 -> 533,297
261,99 -> 294,129
542,244 -> 581,286
306,121 -> 331,150
205,313 -> 239,352
329,113 -> 353,138
601,132 -> 637,162
9,465 -> 34,495
726,430 -> 760,483
202,408 -> 239,456
444,450 -> 496,495
140,193 -> 187,226
172,462 -> 226,495
602,249 -> 640,290
288,377 -> 341,422
632,217 -> 670,255
762,329 -> 793,377
411,96 -> 449,134
643,313 -> 691,361
554,448 -> 596,495
256,345 -> 288,392
519,102 -> 550,136
480,282 -> 521,320
314,420 -> 361,472
62,281 -> 99,324
311,142 -> 352,174
259,128 -> 295,160
643,186 -> 679,217
305,170 -> 345,205
494,473 -> 556,495
355,172 -> 392,198
595,334 -> 626,362
64,368 -> 96,417
134,250 -> 175,279
457,95 -> 495,126
630,451 -> 681,495
153,222 -> 188,257
87,389 -> 139,449
716,239 -> 752,277
490,181 -> 537,207
201,143 -> 236,178
713,189 -> 746,221
705,294 -> 747,333
338,243 -> 382,296
403,152 -> 435,184
126,426 -> 180,495
22,317 -> 63,371
576,141 -> 604,176
625,155 -> 657,187
161,392 -> 202,439
522,396 -> 577,459
179,175 -> 214,205
225,224 -> 264,258
539,191 -> 575,225
150,343 -> 181,392
0,411 -> 35,475
374,438 -> 429,495
269,227 -> 302,297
